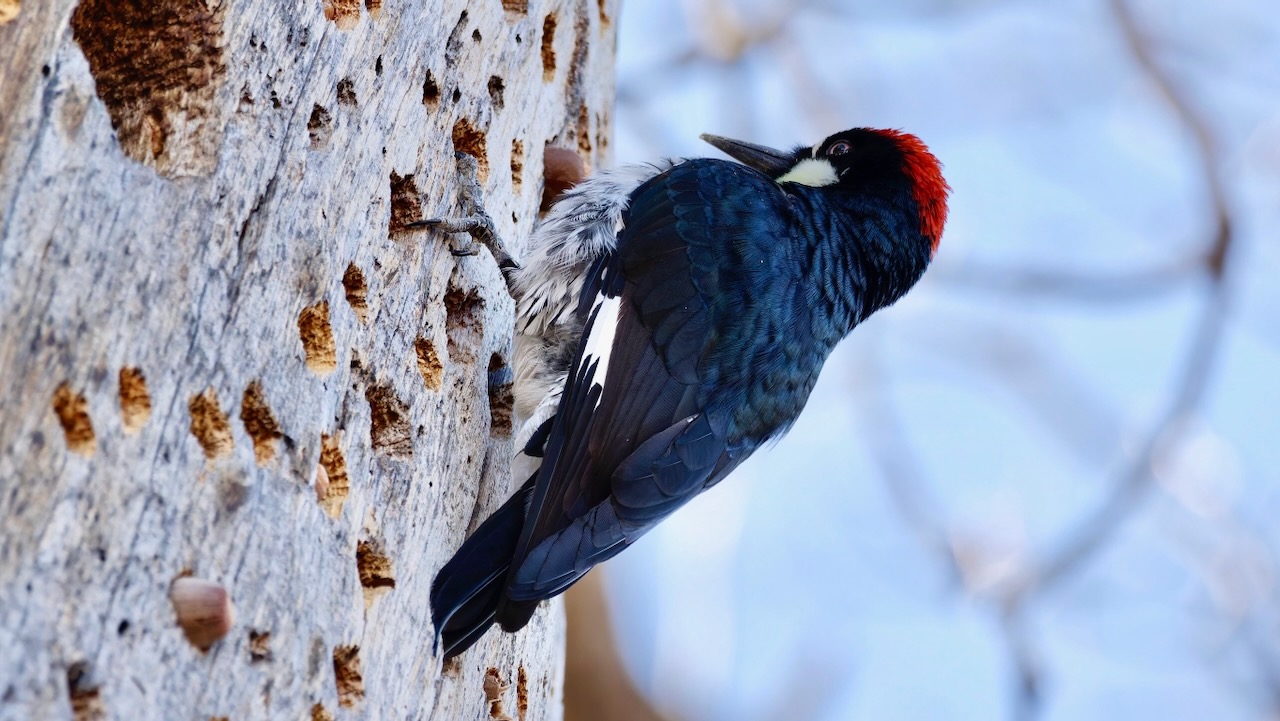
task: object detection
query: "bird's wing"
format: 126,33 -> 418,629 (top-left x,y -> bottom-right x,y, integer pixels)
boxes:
505,159 -> 801,601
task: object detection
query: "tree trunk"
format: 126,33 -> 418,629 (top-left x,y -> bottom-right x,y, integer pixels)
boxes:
0,0 -> 617,718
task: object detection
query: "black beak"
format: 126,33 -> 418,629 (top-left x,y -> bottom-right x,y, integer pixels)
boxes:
699,133 -> 794,176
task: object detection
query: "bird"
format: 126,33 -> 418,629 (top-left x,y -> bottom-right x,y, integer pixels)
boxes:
422,127 -> 950,659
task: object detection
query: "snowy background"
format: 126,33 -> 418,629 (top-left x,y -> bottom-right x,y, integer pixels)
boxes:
598,0 -> 1280,718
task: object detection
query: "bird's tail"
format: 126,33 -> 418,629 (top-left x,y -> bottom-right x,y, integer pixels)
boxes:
430,477 -> 535,658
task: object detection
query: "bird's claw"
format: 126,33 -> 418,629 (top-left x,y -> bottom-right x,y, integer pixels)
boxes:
407,216 -> 486,257
408,153 -> 521,293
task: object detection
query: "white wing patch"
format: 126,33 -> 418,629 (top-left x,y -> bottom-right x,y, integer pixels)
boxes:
513,160 -> 680,338
510,159 -> 680,422
581,294 -> 621,406
776,158 -> 838,187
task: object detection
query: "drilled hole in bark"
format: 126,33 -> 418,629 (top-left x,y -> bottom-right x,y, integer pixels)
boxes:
322,0 -> 360,29
446,10 -> 469,59
297,302 -> 337,374
576,103 -> 592,156
333,646 -> 365,708
219,474 -> 250,512
540,14 -> 557,81
336,78 -> 357,106
307,104 -> 332,148
240,381 -> 281,466
415,337 -> 444,391
342,263 -> 369,322
118,367 -> 151,433
311,703 -> 334,721
596,113 -> 610,155
443,285 -> 484,364
69,0 -> 226,176
517,666 -> 529,721
67,662 -> 104,721
356,541 -> 395,589
0,1 -> 20,25
510,139 -> 524,190
488,354 -> 513,437
188,389 -> 232,460
317,433 -> 349,518
451,118 -> 489,182
484,668 -> 511,719
366,385 -> 412,458
52,383 -> 96,457
502,0 -> 528,12
423,70 -> 440,108
487,75 -> 505,110
389,172 -> 423,237
356,540 -> 395,607
249,630 -> 271,662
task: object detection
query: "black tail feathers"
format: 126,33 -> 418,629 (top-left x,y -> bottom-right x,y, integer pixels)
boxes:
430,479 -> 535,658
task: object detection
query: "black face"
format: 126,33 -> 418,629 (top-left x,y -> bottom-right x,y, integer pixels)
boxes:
802,129 -> 908,188
700,129 -> 908,188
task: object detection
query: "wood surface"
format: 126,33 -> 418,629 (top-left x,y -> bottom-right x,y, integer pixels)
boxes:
0,0 -> 618,718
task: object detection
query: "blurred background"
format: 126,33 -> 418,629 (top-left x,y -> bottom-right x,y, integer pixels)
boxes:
566,0 -> 1280,719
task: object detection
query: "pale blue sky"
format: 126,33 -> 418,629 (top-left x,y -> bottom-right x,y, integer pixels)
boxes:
602,1 -> 1280,719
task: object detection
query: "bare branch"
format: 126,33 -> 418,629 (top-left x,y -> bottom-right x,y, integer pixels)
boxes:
999,0 -> 1237,610
1109,0 -> 1232,266
899,318 -> 1124,463
999,611 -> 1042,721
852,352 -> 964,586
931,255 -> 1205,303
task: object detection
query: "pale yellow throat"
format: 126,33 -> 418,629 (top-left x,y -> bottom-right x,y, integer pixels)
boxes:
776,158 -> 838,187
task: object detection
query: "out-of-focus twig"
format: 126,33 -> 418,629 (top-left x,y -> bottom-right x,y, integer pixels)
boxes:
853,353 -> 965,586
1109,0 -> 1232,275
1001,288 -> 1227,607
1000,0 -> 1234,610
1160,495 -> 1280,713
932,255 -> 1205,303
619,0 -> 851,153
900,317 -> 1124,463
999,611 -> 1042,721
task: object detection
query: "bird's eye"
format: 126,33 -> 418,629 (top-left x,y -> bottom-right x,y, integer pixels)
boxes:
827,141 -> 851,156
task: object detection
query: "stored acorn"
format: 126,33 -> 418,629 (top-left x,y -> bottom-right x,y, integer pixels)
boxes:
314,461 -> 330,502
169,577 -> 234,650
539,146 -> 588,212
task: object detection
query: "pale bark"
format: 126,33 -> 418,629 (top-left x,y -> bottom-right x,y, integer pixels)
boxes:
0,0 -> 618,718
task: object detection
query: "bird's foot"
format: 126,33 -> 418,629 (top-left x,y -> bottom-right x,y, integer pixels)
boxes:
407,152 -> 520,292
405,216 -> 490,258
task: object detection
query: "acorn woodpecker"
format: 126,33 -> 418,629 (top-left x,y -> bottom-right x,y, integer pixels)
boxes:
422,128 -> 950,658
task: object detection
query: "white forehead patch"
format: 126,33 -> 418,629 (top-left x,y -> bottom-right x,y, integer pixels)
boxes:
776,158 -> 838,187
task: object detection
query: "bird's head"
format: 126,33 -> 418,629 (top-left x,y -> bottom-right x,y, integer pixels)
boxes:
701,128 -> 950,258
